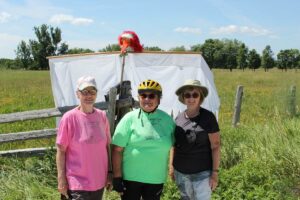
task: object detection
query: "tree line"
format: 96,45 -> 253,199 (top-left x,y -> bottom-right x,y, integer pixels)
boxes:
1,24 -> 299,71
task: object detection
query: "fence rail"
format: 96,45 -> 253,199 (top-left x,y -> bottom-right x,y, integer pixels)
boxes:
0,97 -> 133,124
0,84 -> 135,157
0,129 -> 57,144
2,83 -> 297,157
0,147 -> 54,158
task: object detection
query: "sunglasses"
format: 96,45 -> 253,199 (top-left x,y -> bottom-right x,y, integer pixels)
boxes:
183,92 -> 200,99
80,89 -> 97,96
139,93 -> 156,99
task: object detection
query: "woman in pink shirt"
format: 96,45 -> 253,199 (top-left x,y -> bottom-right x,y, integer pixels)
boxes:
56,76 -> 111,200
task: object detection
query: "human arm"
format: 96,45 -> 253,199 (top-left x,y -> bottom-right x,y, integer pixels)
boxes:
169,147 -> 175,181
56,144 -> 68,198
112,145 -> 126,194
106,143 -> 113,190
208,132 -> 221,191
104,116 -> 113,190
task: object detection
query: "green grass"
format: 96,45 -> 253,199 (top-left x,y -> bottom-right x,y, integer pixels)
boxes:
213,68 -> 300,125
0,69 -> 300,199
0,70 -> 56,150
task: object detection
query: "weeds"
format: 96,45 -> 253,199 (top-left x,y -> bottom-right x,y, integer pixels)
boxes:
1,69 -> 300,199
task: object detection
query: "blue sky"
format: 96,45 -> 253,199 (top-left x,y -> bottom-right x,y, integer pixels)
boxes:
0,0 -> 300,59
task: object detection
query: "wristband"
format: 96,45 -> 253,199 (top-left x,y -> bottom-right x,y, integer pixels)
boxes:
113,177 -> 125,193
212,169 -> 219,172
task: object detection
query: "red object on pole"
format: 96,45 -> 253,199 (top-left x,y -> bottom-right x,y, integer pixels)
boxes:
118,30 -> 143,53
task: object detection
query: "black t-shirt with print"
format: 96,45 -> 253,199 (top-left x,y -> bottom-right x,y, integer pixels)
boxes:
173,107 -> 220,174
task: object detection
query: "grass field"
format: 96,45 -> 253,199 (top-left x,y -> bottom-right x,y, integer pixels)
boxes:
0,68 -> 300,199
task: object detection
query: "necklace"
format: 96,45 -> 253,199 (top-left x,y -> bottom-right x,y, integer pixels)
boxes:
184,109 -> 199,118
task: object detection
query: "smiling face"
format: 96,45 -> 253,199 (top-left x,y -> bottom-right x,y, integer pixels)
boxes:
77,86 -> 97,106
183,88 -> 202,110
138,92 -> 159,113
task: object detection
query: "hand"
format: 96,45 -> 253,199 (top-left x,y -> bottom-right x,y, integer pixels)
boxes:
113,177 -> 126,194
106,173 -> 113,191
209,172 -> 218,191
58,184 -> 68,199
58,177 -> 69,198
169,166 -> 175,181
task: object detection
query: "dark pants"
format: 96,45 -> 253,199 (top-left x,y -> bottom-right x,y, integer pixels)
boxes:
121,180 -> 164,200
61,188 -> 104,200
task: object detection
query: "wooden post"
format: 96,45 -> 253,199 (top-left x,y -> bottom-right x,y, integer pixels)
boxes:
287,85 -> 296,117
232,85 -> 244,127
120,55 -> 126,86
107,87 -> 118,136
117,81 -> 132,121
106,87 -> 117,176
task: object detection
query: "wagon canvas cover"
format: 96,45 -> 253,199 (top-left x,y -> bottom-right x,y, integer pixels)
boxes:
48,52 -> 220,115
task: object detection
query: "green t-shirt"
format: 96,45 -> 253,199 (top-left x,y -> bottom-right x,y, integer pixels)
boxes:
112,108 -> 175,184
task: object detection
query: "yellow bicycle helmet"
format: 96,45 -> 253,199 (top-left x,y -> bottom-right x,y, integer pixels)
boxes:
138,79 -> 162,97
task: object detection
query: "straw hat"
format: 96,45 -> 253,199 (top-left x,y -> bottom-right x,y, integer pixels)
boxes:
175,79 -> 208,103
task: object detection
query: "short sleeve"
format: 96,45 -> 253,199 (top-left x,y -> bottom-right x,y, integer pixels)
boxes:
112,113 -> 132,147
56,115 -> 70,148
207,112 -> 220,134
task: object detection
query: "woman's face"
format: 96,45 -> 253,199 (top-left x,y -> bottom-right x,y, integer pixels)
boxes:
77,86 -> 97,106
183,88 -> 202,110
138,92 -> 159,112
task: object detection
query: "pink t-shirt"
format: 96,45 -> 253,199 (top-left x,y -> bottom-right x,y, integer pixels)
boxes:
56,107 -> 111,191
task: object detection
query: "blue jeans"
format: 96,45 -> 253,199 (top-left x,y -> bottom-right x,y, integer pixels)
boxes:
174,169 -> 211,200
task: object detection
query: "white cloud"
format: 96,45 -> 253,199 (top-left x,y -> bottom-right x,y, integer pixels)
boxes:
49,14 -> 93,25
0,11 -> 11,23
174,27 -> 202,34
211,25 -> 272,36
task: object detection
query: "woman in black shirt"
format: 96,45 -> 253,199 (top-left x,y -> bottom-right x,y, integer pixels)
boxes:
170,79 -> 220,200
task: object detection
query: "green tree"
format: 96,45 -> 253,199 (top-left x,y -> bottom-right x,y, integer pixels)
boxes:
190,44 -> 201,52
0,58 -> 16,69
277,50 -> 289,71
169,46 -> 186,52
15,40 -> 33,69
222,39 -> 240,71
99,44 -> 121,52
143,46 -> 163,51
16,24 -> 68,70
31,24 -> 68,70
261,45 -> 275,72
237,43 -> 248,71
248,49 -> 261,71
277,49 -> 300,71
68,48 -> 94,54
195,39 -> 223,68
58,43 -> 69,55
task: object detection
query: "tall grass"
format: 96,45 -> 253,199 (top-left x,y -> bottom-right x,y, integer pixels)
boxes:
0,70 -> 55,151
1,69 -> 300,199
213,68 -> 300,125
216,116 -> 300,199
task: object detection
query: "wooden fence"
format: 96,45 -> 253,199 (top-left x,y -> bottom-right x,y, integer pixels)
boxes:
1,83 -> 297,156
0,82 -> 137,157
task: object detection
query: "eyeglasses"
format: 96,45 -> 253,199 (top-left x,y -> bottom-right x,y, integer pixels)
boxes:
183,92 -> 200,99
80,89 -> 97,96
139,93 -> 156,99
